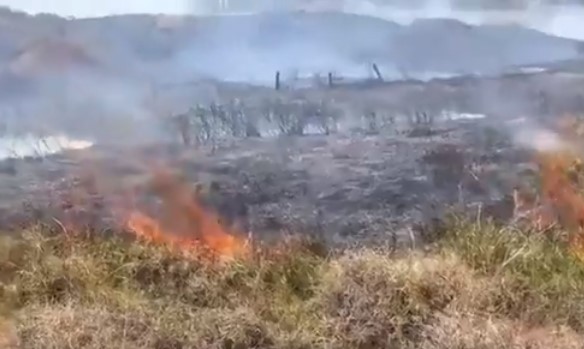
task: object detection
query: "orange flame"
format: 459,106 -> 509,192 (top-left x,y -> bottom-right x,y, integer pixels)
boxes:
532,118 -> 584,257
537,153 -> 584,226
125,170 -> 249,260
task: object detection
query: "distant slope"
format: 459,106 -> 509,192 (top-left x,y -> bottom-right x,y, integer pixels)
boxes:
70,12 -> 584,82
0,9 -> 581,84
9,37 -> 98,76
390,19 -> 582,75
517,57 -> 584,74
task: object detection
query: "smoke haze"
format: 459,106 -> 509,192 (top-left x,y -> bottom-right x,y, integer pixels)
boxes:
0,0 -> 582,148
343,0 -> 584,40
0,1 -> 583,39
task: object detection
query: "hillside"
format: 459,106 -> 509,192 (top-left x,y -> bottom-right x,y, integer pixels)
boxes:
0,8 -> 581,84
0,7 -> 582,144
9,38 -> 97,76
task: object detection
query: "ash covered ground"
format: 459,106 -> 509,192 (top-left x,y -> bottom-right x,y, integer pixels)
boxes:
2,70 -> 580,248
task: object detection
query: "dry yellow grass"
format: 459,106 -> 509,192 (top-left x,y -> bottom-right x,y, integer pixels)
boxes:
0,222 -> 583,348
0,318 -> 19,349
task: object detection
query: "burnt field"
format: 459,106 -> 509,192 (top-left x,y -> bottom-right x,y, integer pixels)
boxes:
6,8 -> 584,348
0,69 -> 579,248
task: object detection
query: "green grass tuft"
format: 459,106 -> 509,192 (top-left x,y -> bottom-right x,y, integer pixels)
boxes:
0,221 -> 583,348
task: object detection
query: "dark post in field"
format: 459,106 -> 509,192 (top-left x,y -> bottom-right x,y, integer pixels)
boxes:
372,63 -> 383,81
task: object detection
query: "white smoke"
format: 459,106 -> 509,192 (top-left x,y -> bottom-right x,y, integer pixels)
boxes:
0,134 -> 93,160
342,0 -> 584,40
2,1 -> 583,40
510,118 -> 572,153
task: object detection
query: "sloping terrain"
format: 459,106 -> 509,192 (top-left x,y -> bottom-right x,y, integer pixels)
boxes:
0,8 -> 581,84
8,38 -> 97,76
75,12 -> 582,81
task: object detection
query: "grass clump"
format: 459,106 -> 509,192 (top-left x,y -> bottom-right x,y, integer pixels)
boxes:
315,251 -> 489,348
0,221 -> 583,348
442,219 -> 584,331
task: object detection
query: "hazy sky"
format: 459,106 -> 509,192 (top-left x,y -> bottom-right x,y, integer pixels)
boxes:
0,0 -> 190,17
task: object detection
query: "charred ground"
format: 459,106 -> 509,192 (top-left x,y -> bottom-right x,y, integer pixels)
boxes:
0,69 -> 580,249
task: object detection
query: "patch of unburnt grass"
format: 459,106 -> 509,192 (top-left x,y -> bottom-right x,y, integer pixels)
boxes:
442,219 -> 584,331
1,221 -> 583,348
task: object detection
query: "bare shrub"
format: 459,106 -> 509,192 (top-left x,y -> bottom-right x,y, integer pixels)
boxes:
263,98 -> 306,136
232,99 -> 261,138
301,99 -> 340,135
190,104 -> 217,146
170,100 -> 262,147
362,109 -> 379,135
407,110 -> 436,137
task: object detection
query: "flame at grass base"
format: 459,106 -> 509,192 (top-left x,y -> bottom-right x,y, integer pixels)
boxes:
127,211 -> 249,259
532,119 -> 584,260
536,152 -> 584,253
125,170 -> 250,260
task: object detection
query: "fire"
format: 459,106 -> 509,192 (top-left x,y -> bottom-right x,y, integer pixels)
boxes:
536,151 -> 584,258
529,118 -> 584,258
537,152 -> 584,227
125,170 -> 249,260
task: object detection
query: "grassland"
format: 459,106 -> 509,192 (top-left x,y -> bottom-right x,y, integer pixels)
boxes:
1,220 -> 584,349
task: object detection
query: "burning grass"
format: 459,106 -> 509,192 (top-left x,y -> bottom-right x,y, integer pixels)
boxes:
1,221 -> 584,349
124,169 -> 251,260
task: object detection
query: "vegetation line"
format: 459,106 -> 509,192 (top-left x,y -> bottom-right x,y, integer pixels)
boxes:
1,220 -> 583,348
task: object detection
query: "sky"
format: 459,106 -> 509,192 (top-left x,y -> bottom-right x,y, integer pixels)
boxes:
0,0 -> 190,17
